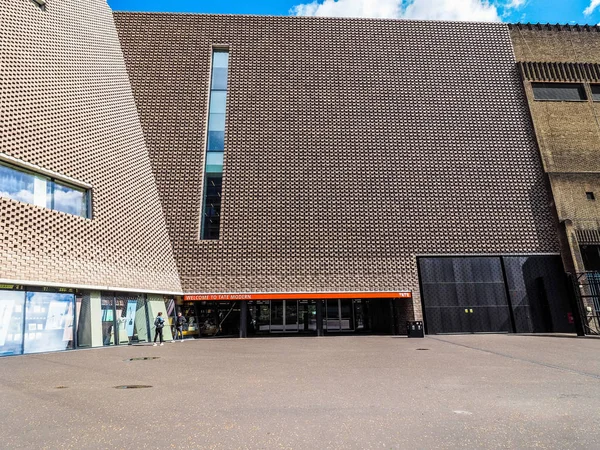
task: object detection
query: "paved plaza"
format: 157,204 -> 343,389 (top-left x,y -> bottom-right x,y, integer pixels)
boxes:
1,334 -> 599,449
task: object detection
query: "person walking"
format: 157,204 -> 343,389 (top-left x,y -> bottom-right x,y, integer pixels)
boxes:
174,312 -> 186,341
153,311 -> 165,346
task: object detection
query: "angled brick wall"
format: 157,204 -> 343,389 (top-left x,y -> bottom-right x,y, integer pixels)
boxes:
114,14 -> 559,319
0,0 -> 181,292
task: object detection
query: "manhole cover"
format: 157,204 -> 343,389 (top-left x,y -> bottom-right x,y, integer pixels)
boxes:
416,348 -> 430,351
126,357 -> 160,361
114,385 -> 153,389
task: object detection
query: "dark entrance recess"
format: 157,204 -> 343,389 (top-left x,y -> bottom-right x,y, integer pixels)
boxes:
580,245 -> 600,272
186,301 -> 241,337
418,256 -> 575,335
243,299 -> 397,336
179,298 -> 403,338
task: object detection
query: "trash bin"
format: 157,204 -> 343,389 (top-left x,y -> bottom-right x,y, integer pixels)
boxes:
407,321 -> 424,338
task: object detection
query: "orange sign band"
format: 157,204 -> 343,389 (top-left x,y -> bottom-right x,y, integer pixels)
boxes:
183,292 -> 411,301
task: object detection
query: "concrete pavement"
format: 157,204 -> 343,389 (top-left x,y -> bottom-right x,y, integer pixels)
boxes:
0,334 -> 599,449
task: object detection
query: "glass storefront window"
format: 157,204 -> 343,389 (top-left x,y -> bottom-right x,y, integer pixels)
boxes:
257,301 -> 270,332
193,301 -> 239,336
2,289 -> 163,356
23,292 -> 74,354
75,292 -> 153,348
0,291 -> 25,356
115,294 -> 149,344
76,294 -> 95,348
101,294 -> 115,346
298,301 -> 317,332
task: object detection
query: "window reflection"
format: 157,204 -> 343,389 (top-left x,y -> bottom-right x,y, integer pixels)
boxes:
0,163 -> 50,207
208,113 -> 226,132
532,82 -> 587,101
201,49 -> 229,240
0,161 -> 89,218
53,181 -> 87,216
592,85 -> 600,102
212,51 -> 229,69
207,131 -> 225,151
23,292 -> 74,354
211,68 -> 229,90
115,294 -> 149,344
0,291 -> 25,356
209,91 -> 227,114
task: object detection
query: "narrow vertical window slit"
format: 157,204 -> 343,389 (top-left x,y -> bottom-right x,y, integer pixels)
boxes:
201,49 -> 229,240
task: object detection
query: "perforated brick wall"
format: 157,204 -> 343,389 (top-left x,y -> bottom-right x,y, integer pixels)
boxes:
0,1 -> 181,292
115,14 -> 559,320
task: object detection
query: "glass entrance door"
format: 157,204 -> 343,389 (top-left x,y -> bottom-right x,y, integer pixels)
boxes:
298,301 -> 317,332
285,301 -> 298,332
340,299 -> 353,331
325,299 -> 355,332
270,300 -> 299,332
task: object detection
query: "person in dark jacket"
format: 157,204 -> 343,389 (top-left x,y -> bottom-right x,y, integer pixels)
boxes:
153,312 -> 165,346
174,312 -> 186,341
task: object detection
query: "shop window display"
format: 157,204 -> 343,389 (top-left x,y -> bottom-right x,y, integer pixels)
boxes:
101,294 -> 116,346
0,291 -> 25,356
115,294 -> 149,344
23,292 -> 74,354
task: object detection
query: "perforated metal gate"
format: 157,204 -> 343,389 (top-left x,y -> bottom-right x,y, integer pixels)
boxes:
418,256 -> 574,335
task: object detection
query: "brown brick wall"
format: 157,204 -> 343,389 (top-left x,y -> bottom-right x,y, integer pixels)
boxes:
550,174 -> 600,222
114,14 -> 559,320
0,0 -> 181,292
510,24 -> 600,63
525,96 -> 600,173
510,24 -> 600,273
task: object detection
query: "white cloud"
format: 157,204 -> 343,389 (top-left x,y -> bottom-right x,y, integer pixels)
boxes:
403,0 -> 500,21
290,0 -> 502,22
291,0 -> 401,18
505,0 -> 525,9
0,189 -> 34,204
584,0 -> 600,16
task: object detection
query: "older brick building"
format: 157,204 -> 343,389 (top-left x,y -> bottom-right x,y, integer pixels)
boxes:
0,1 -> 581,356
510,24 -> 600,272
510,23 -> 600,333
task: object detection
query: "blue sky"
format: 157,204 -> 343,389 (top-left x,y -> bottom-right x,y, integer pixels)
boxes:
108,0 -> 600,25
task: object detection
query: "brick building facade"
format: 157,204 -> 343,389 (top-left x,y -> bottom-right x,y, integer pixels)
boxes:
0,2 -> 584,355
510,23 -> 600,334
510,24 -> 600,274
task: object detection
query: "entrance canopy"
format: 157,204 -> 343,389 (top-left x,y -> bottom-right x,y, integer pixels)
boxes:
183,292 -> 412,301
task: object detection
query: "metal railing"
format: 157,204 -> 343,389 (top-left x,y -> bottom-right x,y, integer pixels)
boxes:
570,272 -> 600,335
